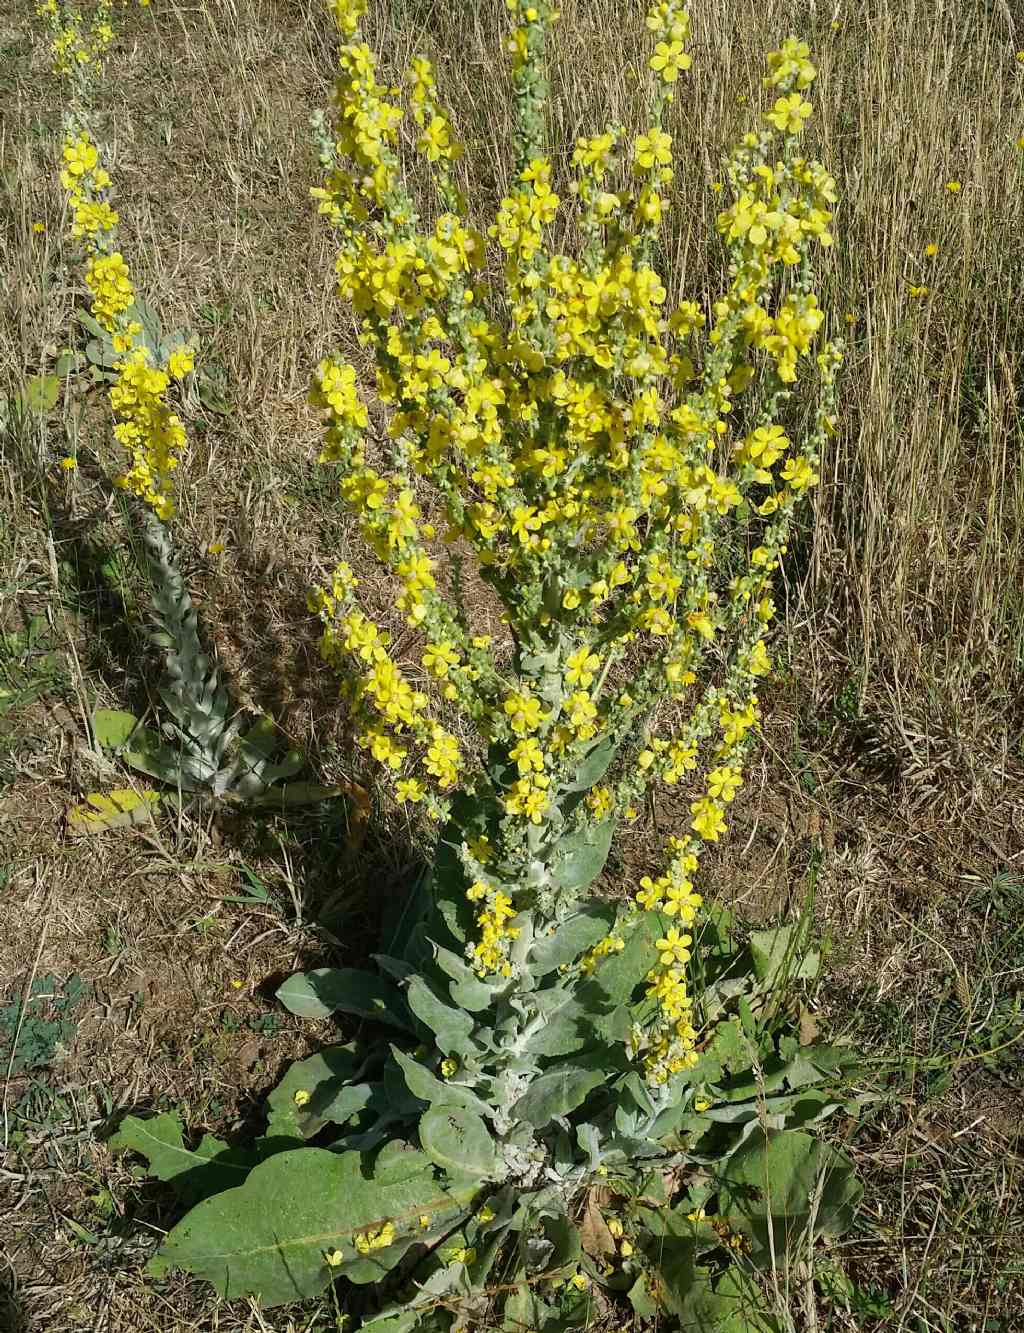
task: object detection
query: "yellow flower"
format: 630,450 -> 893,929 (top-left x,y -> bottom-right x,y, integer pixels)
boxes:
32,220 -> 46,233
168,347 -> 195,378
633,127 -> 673,171
693,1099 -> 711,1113
650,39 -> 691,82
324,1247 -> 344,1266
944,180 -> 961,193
765,93 -> 812,135
60,456 -> 77,470
924,242 -> 939,257
293,1089 -> 312,1107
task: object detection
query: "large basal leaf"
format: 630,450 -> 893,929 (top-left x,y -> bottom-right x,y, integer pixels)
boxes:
148,1143 -> 472,1307
240,781 -> 347,809
110,1112 -> 261,1206
719,1128 -> 862,1265
275,968 -> 411,1030
419,1104 -> 502,1181
511,1068 -> 604,1128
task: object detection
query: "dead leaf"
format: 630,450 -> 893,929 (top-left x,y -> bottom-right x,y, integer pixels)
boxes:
68,788 -> 159,834
578,1192 -> 616,1261
798,1005 -> 820,1046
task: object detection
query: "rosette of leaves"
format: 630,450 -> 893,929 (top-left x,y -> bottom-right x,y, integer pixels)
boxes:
115,808 -> 865,1330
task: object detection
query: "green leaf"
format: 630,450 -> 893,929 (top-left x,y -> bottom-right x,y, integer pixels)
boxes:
120,727 -> 205,790
406,976 -> 477,1056
197,373 -> 232,414
432,946 -> 496,1012
550,818 -> 613,892
561,735 -> 618,793
275,968 -> 411,1030
511,1068 -> 604,1128
77,309 -> 109,341
525,988 -> 594,1058
148,1144 -> 468,1306
23,374 -> 59,415
706,1019 -> 755,1077
392,1048 -> 493,1121
239,781 -> 345,809
749,925 -> 820,987
110,1112 -> 259,1206
93,708 -> 140,749
419,1104 -> 501,1180
68,788 -> 160,833
719,1129 -> 863,1265
529,904 -> 616,975
589,912 -> 661,1005
264,1045 -> 363,1139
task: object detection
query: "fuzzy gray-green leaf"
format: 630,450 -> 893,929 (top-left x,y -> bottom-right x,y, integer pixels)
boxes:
511,1068 -> 604,1127
275,968 -> 411,1030
419,1104 -> 500,1180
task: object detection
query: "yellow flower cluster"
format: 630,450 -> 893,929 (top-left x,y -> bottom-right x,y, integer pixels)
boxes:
56,128 -> 194,520
109,348 -> 186,520
310,574 -> 468,821
353,1221 -> 395,1255
466,884 -> 521,977
36,0 -> 150,80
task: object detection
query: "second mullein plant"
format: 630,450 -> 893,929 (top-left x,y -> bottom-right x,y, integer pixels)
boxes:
110,1 -> 866,1329
48,0 -> 330,809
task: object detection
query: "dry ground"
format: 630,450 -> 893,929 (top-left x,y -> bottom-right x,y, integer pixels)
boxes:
2,0 -> 1023,1330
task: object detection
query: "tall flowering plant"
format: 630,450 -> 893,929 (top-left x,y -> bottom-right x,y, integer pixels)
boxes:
46,3 -> 329,806
114,1 -> 864,1326
305,0 -> 837,1081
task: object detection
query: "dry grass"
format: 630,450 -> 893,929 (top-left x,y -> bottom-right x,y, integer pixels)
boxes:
1,0 -> 1023,1328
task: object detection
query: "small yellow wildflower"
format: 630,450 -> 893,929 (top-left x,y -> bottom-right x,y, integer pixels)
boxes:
324,1247 -> 344,1266
924,242 -> 939,257
60,456 -> 77,470
168,347 -> 195,378
944,180 -> 961,193
293,1089 -> 312,1107
32,220 -> 46,233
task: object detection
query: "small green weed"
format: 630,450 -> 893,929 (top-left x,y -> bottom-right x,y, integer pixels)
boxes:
0,612 -> 62,720
0,973 -> 87,1075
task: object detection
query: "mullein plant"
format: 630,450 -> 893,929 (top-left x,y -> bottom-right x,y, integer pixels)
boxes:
46,5 -> 312,803
305,0 -> 836,1082
116,1 -> 866,1327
